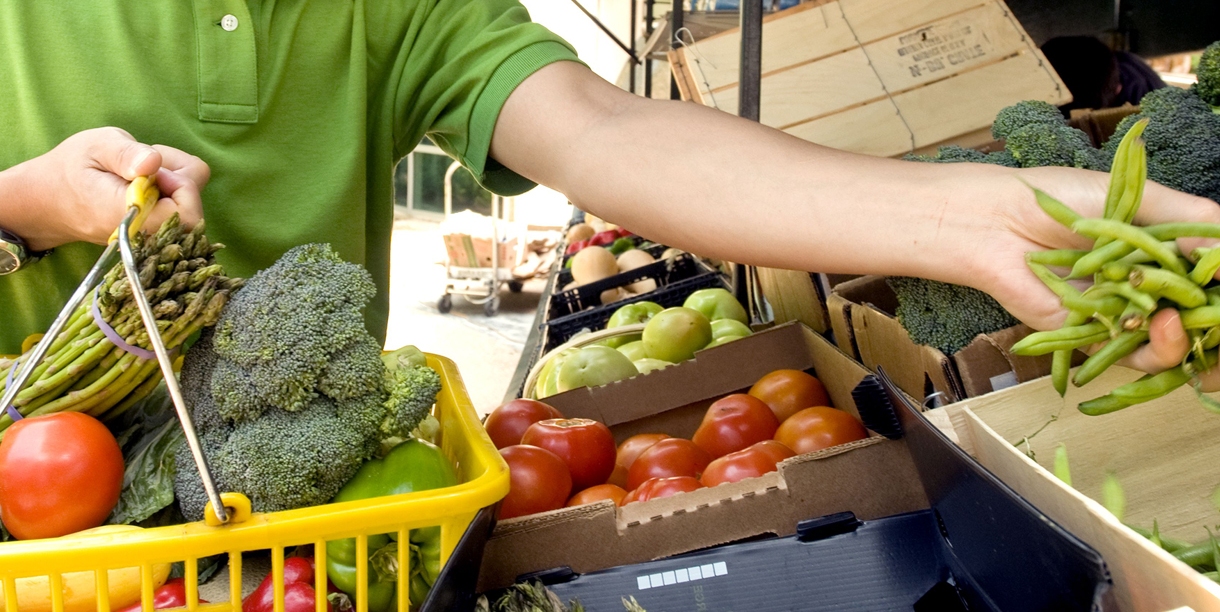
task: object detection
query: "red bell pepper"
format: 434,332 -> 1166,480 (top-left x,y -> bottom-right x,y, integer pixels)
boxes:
613,228 -> 634,239
243,557 -> 331,612
587,231 -> 618,247
115,579 -> 206,612
565,239 -> 589,256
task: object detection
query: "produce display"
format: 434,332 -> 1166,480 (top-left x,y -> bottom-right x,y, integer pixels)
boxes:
491,368 -> 866,520
534,289 -> 752,399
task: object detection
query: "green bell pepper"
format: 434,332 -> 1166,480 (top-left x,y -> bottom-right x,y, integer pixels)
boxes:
608,237 -> 635,256
326,439 -> 459,612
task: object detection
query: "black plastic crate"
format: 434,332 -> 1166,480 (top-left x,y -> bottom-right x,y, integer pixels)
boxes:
543,258 -> 728,353
557,242 -> 669,285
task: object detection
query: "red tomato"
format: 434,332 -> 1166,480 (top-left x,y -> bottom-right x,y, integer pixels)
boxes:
749,370 -> 831,423
774,407 -> 867,455
485,399 -> 563,449
522,418 -> 617,490
623,477 -> 704,505
691,394 -> 780,458
701,440 -> 796,487
627,438 -> 711,491
609,433 -> 669,487
0,412 -> 123,539
498,445 -> 573,520
566,484 -> 628,508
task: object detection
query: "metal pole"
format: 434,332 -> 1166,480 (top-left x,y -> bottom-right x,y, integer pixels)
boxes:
568,0 -> 642,64
644,0 -> 655,98
670,0 -> 685,100
735,0 -> 764,311
630,0 -> 638,94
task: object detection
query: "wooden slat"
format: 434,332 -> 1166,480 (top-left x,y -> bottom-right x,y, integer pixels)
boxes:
838,0 -> 987,42
784,101 -> 913,157
713,49 -> 886,127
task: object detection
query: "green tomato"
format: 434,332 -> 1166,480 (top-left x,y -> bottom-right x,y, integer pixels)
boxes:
705,335 -> 745,349
557,346 -> 640,392
711,319 -> 752,340
617,340 -> 648,362
603,332 -> 642,350
540,350 -> 575,398
683,288 -> 748,324
607,301 -> 664,328
633,358 -> 673,374
642,307 -> 712,363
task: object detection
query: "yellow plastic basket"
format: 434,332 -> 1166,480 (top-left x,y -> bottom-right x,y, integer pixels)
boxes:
0,354 -> 509,612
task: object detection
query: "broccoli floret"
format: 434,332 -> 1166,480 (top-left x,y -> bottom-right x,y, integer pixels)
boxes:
318,336 -> 387,401
173,426 -> 233,522
887,277 -> 1020,355
991,100 -> 1066,141
214,399 -> 376,514
1005,123 -> 1103,169
903,145 -> 1020,168
1105,86 -> 1220,202
210,355 -> 266,423
179,329 -> 225,434
984,150 -> 1021,168
1195,41 -> 1220,109
383,363 -> 442,438
210,244 -> 377,412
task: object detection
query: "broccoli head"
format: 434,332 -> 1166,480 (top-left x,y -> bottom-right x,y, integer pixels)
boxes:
903,146 -> 1019,168
211,244 -> 378,412
172,426 -> 233,522
887,277 -> 1020,355
1195,41 -> 1220,109
1105,86 -> 1220,203
176,244 -> 445,517
1005,123 -> 1106,170
991,100 -> 1066,141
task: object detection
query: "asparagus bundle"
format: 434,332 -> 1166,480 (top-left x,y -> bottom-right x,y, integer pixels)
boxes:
1014,118 -> 1220,414
0,215 -> 242,432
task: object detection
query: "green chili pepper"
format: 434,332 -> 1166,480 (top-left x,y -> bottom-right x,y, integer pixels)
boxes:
1129,266 -> 1208,308
1073,219 -> 1187,276
327,439 -> 460,612
1073,330 -> 1149,387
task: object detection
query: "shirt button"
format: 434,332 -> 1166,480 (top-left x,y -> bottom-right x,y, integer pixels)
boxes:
220,14 -> 239,31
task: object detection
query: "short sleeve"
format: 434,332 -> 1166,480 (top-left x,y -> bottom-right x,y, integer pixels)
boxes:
371,0 -> 582,196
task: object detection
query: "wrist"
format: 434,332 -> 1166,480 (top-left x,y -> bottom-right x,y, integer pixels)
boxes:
0,159 -> 59,251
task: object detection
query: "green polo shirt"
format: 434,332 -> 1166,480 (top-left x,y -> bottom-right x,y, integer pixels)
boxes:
0,1 -> 579,354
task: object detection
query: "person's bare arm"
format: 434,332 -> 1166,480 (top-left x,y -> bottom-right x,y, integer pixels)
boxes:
491,62 -> 1220,373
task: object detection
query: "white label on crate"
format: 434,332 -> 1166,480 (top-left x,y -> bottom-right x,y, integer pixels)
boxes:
990,371 -> 1019,392
636,562 -> 728,590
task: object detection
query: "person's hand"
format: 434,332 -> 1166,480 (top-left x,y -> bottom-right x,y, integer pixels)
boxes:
965,165 -> 1220,385
7,127 -> 207,251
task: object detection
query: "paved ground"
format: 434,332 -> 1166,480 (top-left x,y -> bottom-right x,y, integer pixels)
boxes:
383,216 -> 546,415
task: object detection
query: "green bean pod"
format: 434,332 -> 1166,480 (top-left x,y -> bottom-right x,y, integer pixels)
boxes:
1078,394 -> 1137,416
1084,282 -> 1158,313
1146,223 -> 1220,241
1011,322 -> 1111,356
1073,330 -> 1149,387
1027,261 -> 1081,301
1118,243 -> 1181,266
1051,311 -> 1091,397
1204,327 -> 1220,350
1061,294 -> 1127,318
1102,119 -> 1147,220
1190,247 -> 1220,286
1180,306 -> 1220,330
1129,266 -> 1208,308
1111,135 -> 1148,225
1027,249 -> 1089,268
1109,366 -> 1191,401
1029,186 -> 1084,229
1073,219 -> 1188,276
1070,240 -> 1137,279
1172,540 -> 1217,569
1101,261 -> 1132,282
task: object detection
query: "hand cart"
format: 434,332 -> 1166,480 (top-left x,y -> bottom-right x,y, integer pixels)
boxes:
436,161 -> 540,317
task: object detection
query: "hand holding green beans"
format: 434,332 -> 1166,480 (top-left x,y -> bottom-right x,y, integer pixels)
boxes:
1015,119 -> 1220,414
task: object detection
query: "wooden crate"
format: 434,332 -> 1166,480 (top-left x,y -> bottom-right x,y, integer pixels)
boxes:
669,0 -> 1071,157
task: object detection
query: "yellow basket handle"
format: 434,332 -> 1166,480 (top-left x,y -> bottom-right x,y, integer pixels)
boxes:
204,493 -> 253,527
109,176 -> 159,244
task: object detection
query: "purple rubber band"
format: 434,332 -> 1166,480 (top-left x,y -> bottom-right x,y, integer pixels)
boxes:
92,288 -> 158,360
4,362 -> 21,422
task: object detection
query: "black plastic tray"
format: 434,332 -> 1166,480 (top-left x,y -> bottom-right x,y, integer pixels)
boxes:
481,371 -> 1114,611
557,242 -> 669,286
543,256 -> 728,352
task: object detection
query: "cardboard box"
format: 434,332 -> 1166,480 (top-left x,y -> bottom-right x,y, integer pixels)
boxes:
668,0 -> 1070,158
925,367 -> 1220,611
827,275 -> 1054,403
442,233 -> 520,269
479,322 -> 931,591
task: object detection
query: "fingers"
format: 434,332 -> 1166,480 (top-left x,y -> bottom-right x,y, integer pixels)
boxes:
84,127 -> 163,180
1116,309 -> 1189,373
152,145 -> 210,189
143,168 -> 204,231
